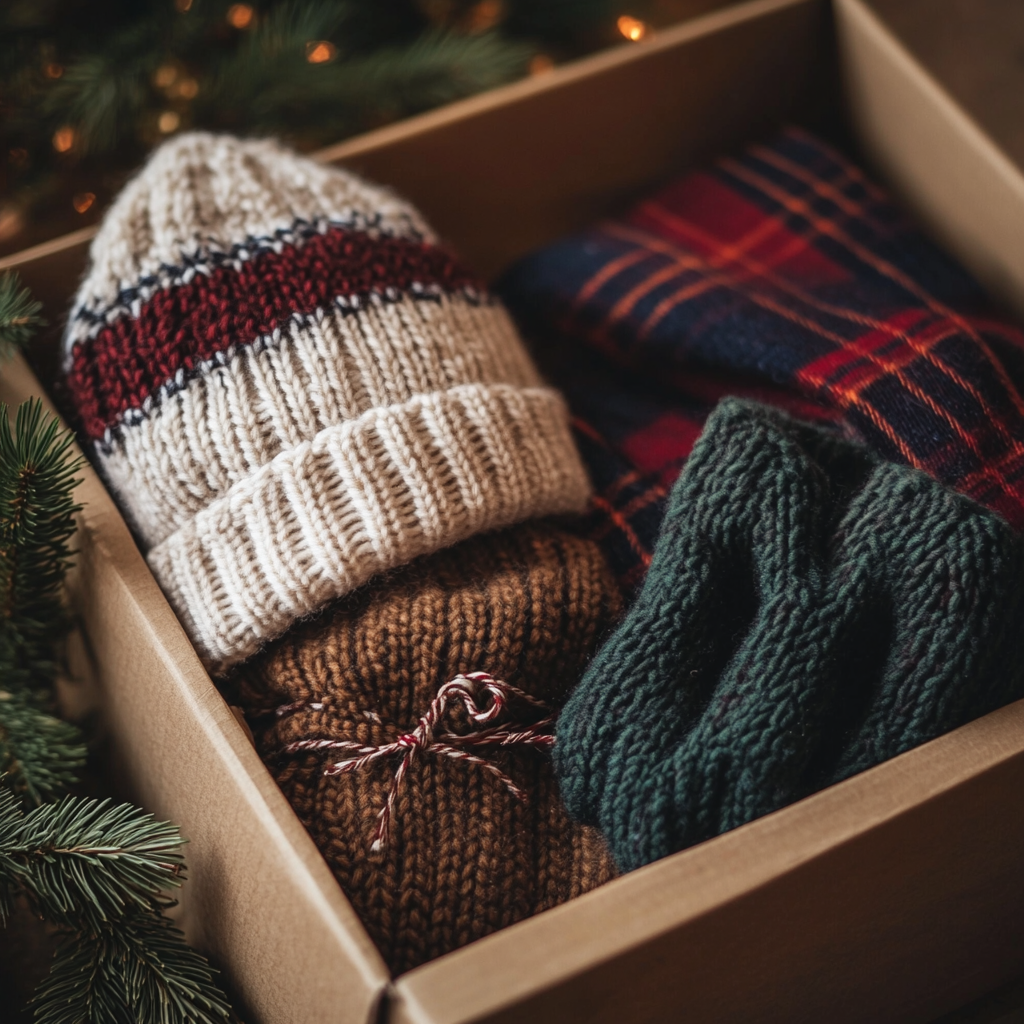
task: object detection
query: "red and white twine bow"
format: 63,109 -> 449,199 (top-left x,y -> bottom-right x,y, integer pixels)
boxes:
277,672 -> 554,853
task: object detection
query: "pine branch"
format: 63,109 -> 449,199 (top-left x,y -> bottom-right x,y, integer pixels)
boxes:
0,785 -> 22,920
32,909 -> 232,1024
0,272 -> 44,364
0,727 -> 232,1024
1,796 -> 185,931
0,794 -> 230,1023
0,399 -> 83,694
41,13 -> 167,159
0,690 -> 86,804
326,29 -> 534,119
0,397 -> 86,801
201,7 -> 533,140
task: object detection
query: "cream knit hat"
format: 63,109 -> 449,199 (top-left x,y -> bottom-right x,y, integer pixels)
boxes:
64,133 -> 591,671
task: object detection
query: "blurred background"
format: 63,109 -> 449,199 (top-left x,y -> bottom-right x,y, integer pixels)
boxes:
0,0 -> 738,258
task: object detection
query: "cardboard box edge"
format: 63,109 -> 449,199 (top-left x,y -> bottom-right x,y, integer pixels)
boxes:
388,696 -> 1024,1024
836,0 -> 1024,319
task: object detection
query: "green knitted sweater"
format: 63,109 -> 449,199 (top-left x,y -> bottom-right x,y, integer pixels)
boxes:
555,398 -> 1024,872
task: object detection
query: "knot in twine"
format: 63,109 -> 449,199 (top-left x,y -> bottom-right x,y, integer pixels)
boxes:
279,672 -> 554,853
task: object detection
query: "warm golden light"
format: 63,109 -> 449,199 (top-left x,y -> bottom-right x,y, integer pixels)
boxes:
226,3 -> 254,29
305,41 -> 337,64
529,54 -> 555,76
44,63 -> 63,79
158,111 -> 181,134
617,15 -> 648,42
0,206 -> 24,243
72,192 -> 96,214
154,64 -> 178,89
52,126 -> 75,153
174,0 -> 193,11
174,77 -> 199,99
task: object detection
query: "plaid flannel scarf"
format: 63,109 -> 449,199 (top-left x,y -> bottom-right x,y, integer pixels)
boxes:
499,126 -> 1024,593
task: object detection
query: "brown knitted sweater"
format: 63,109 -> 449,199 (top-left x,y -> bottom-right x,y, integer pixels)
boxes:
232,522 -> 621,974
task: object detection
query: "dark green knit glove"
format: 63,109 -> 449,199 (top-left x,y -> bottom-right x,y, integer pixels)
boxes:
555,398 -> 1024,872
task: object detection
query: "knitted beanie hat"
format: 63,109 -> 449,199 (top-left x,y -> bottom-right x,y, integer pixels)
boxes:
231,521 -> 621,973
64,132 -> 591,671
556,398 -> 1024,872
498,127 -> 1024,591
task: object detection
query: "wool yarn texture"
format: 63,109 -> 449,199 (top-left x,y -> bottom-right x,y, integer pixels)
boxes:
498,126 -> 1024,593
63,132 -> 591,671
555,398 -> 1024,873
231,522 -> 621,974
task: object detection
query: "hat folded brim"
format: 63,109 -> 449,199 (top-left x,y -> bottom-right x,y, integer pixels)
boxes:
148,381 -> 591,671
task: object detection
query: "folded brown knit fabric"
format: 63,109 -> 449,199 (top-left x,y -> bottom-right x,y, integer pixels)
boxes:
231,522 -> 621,973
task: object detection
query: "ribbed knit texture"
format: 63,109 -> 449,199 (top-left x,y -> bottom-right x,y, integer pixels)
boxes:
556,398 -> 1024,872
499,127 -> 1024,594
232,522 -> 621,974
63,133 -> 591,670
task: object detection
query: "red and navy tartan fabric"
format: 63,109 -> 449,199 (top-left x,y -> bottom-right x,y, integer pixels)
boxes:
499,126 -> 1024,593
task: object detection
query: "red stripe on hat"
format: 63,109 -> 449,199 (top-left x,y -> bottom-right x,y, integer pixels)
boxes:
67,227 -> 482,441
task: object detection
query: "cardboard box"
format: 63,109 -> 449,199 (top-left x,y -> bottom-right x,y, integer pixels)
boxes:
3,0 -> 1024,1020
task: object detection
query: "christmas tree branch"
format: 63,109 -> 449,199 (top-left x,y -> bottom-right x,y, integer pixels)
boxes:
0,272 -> 44,364
0,786 -> 21,918
0,790 -> 230,1024
0,398 -> 83,693
4,796 -> 186,930
0,691 -> 85,804
203,5 -> 533,141
0,279 -> 88,802
32,909 -> 231,1024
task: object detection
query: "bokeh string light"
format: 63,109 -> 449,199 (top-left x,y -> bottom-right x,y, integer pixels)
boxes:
174,78 -> 199,99
305,41 -> 337,65
226,4 -> 255,30
52,127 -> 75,153
158,111 -> 181,134
617,15 -> 648,41
153,64 -> 178,90
529,54 -> 555,75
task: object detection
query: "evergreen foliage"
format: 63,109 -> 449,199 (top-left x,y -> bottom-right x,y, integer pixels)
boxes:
0,273 -> 87,802
0,791 -> 230,1024
0,0 -> 625,239
2,795 -> 186,929
0,273 -> 44,362
0,273 -> 233,1023
34,910 -> 230,1024
0,691 -> 85,805
0,398 -> 82,691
